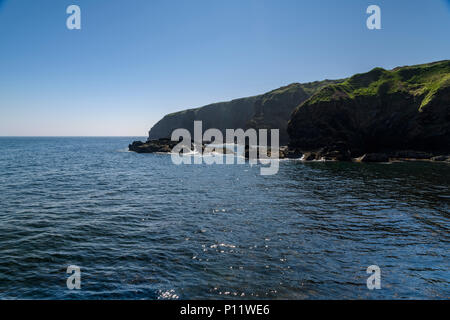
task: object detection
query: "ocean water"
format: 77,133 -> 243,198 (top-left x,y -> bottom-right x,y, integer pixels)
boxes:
0,137 -> 448,299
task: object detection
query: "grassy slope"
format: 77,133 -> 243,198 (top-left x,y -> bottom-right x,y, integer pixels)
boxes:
288,60 -> 450,153
247,80 -> 343,144
306,60 -> 450,110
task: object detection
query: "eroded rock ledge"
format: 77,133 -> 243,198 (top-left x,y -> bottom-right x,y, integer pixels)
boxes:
129,139 -> 180,153
287,146 -> 450,163
129,139 -> 449,163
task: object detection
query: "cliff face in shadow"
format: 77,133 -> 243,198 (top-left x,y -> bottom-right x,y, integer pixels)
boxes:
142,60 -> 449,161
148,80 -> 342,144
148,96 -> 259,141
246,80 -> 341,144
287,60 -> 450,156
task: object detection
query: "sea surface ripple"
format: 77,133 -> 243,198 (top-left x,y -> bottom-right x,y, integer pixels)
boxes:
0,137 -> 448,299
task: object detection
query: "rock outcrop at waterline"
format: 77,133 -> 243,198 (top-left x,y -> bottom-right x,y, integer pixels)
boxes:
131,60 -> 450,163
128,139 -> 235,155
287,60 -> 450,161
128,139 -> 180,153
148,80 -> 342,145
128,138 -> 302,159
128,138 -> 450,162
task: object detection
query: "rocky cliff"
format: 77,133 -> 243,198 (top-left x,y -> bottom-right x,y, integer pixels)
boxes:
245,80 -> 341,144
148,96 -> 259,141
287,60 -> 450,158
148,80 -> 342,144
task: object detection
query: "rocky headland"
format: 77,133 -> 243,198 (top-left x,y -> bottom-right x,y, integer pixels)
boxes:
287,60 -> 450,162
147,79 -> 343,145
130,60 -> 450,163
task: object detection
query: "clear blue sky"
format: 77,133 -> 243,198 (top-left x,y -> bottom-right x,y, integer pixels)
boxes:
0,0 -> 449,136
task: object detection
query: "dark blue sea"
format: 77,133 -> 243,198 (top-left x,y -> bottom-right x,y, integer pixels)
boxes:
0,137 -> 448,299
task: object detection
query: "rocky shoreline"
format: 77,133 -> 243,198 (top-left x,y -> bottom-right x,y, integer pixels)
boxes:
130,61 -> 450,163
129,138 -> 450,163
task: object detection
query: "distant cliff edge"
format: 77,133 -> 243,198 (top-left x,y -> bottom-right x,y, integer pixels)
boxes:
148,80 -> 343,145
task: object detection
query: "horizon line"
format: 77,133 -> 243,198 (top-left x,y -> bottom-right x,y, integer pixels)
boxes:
0,135 -> 148,138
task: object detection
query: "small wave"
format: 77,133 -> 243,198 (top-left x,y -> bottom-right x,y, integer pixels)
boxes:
210,243 -> 236,249
157,289 -> 179,300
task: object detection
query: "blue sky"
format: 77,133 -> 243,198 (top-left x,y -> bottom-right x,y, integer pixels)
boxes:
0,0 -> 449,136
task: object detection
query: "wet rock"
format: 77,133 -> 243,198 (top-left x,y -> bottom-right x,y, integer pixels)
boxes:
358,153 -> 390,162
128,138 -> 181,153
319,142 -> 352,161
279,146 -> 302,159
431,155 -> 449,161
302,152 -> 318,161
392,150 -> 433,160
204,145 -> 235,155
321,150 -> 350,161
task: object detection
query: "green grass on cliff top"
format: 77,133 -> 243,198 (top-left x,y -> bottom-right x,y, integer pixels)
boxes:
259,79 -> 344,105
307,60 -> 450,111
164,79 -> 344,117
265,79 -> 342,96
